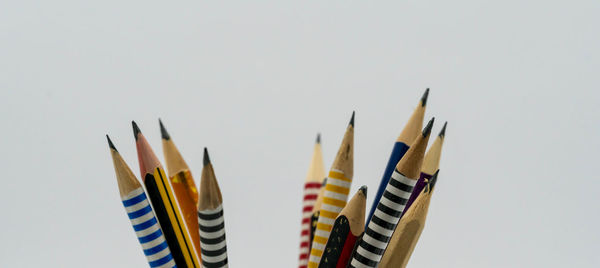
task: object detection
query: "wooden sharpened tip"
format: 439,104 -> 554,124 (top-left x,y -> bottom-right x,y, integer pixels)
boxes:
203,147 -> 211,166
159,118 -> 171,140
422,117 -> 434,137
396,91 -> 427,144
421,88 -> 430,107
316,133 -> 321,144
359,185 -> 367,198
338,185 -> 368,236
349,111 -> 355,127
439,122 -> 447,138
198,149 -> 223,210
395,117 -> 434,179
132,121 -> 141,140
426,170 -> 440,193
106,135 -> 117,151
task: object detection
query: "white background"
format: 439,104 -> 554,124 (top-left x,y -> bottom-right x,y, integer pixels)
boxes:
1,1 -> 599,267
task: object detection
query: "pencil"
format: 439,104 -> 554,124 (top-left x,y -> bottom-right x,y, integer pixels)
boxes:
379,170 -> 440,268
197,148 -> 229,268
299,134 -> 327,268
107,135 -> 177,268
366,89 -> 428,226
160,119 -> 202,259
350,117 -> 434,268
318,186 -> 367,268
133,121 -> 201,268
308,112 -> 355,268
308,178 -> 328,255
403,122 -> 446,216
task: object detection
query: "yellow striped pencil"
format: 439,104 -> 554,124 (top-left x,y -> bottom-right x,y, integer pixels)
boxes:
308,112 -> 355,267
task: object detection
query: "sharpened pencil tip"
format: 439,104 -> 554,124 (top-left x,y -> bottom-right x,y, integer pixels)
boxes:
106,135 -> 117,151
132,121 -> 141,140
349,111 -> 355,127
428,170 -> 440,192
316,133 -> 321,144
203,147 -> 211,166
359,185 -> 368,197
159,119 -> 170,140
421,88 -> 430,107
423,117 -> 434,136
439,121 -> 447,138
321,178 -> 328,186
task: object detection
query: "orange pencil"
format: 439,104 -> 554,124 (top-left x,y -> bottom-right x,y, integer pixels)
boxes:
159,119 -> 202,259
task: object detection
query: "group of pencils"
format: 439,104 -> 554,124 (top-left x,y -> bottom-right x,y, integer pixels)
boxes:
106,89 -> 446,268
107,121 -> 227,268
298,89 -> 447,268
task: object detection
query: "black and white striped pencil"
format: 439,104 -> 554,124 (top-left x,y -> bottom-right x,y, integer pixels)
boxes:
349,117 -> 434,268
197,148 -> 229,268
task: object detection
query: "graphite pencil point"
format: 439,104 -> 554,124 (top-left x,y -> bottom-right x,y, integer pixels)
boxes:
359,185 -> 368,197
439,121 -> 447,138
132,121 -> 141,140
422,117 -> 435,136
316,133 -> 321,144
159,119 -> 171,140
421,88 -> 430,107
106,135 -> 117,151
203,147 -> 211,166
349,111 -> 355,127
427,170 -> 440,192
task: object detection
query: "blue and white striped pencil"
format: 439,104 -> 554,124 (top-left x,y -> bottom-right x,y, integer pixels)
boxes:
107,135 -> 177,268
197,148 -> 229,268
350,118 -> 433,268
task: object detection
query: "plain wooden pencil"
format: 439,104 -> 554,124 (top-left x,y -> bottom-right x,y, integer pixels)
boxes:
350,118 -> 433,268
367,89 -> 428,226
403,122 -> 446,215
308,112 -> 355,268
107,135 -> 177,268
318,186 -> 367,268
160,119 -> 202,259
197,148 -> 229,268
133,121 -> 201,268
379,170 -> 440,268
299,134 -> 327,268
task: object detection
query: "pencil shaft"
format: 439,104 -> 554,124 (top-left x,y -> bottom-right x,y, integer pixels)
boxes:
299,182 -> 322,268
170,170 -> 202,259
402,171 -> 432,219
123,188 -> 177,267
198,205 -> 228,268
366,142 -> 409,226
350,171 -> 416,267
146,168 -> 201,268
308,170 -> 352,267
318,216 -> 360,268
